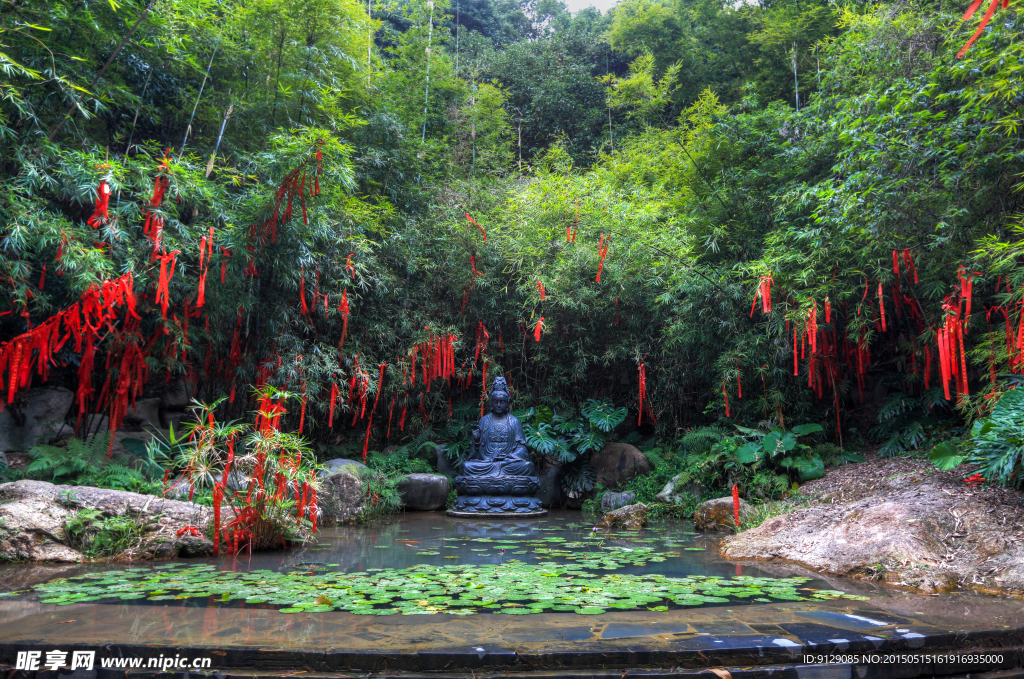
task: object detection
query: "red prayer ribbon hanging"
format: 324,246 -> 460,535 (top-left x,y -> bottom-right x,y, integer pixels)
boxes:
86,180 -> 111,229
957,0 -> 1009,57
534,317 -> 544,342
536,280 -> 546,300
638,363 -> 649,425
596,233 -> 609,283
465,212 -> 487,242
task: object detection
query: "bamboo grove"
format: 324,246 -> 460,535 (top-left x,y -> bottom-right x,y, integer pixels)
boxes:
0,0 -> 1022,483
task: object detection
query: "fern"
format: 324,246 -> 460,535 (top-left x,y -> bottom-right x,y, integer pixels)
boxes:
642,447 -> 665,469
95,464 -> 144,491
26,433 -> 115,483
678,425 -> 727,455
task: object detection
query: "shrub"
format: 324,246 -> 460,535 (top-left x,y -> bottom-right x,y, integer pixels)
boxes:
931,387 -> 1024,489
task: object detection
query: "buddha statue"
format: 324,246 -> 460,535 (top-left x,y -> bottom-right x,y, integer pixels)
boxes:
447,377 -> 547,516
463,378 -> 535,478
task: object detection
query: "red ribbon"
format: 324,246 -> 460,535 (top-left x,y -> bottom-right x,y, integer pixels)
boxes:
465,212 -> 487,242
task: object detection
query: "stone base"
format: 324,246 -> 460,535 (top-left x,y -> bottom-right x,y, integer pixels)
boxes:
450,493 -> 545,514
446,508 -> 547,518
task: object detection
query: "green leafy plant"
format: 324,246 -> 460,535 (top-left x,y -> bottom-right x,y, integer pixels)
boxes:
734,423 -> 862,483
522,400 -> 627,496
24,433 -> 114,483
871,389 -> 950,457
64,508 -> 146,558
932,388 -> 1024,488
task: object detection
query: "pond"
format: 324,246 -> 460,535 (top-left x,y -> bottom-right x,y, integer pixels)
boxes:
2,510 -> 1023,675
1,511 -> 866,616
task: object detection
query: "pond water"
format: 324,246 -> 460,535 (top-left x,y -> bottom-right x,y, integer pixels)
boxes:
0,511 -> 868,617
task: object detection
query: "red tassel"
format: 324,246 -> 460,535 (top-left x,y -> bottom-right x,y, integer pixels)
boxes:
534,317 -> 544,342
338,289 -> 350,350
878,282 -> 886,331
732,484 -> 740,527
86,180 -> 111,229
957,0 -> 1003,57
465,212 -> 487,242
299,275 -> 310,315
638,363 -> 649,425
328,381 -> 338,427
596,233 -> 609,282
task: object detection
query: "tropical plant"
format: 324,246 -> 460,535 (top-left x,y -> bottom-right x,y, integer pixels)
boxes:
930,388 -> 1024,489
522,400 -> 627,496
871,389 -> 951,457
734,423 -> 863,483
64,508 -> 148,558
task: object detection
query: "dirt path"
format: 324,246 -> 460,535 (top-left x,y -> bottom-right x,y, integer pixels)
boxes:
720,453 -> 1024,596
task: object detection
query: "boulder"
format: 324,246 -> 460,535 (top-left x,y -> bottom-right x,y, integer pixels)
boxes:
435,444 -> 457,477
537,461 -> 565,508
694,496 -> 754,531
320,458 -> 368,477
124,397 -> 162,432
655,472 -> 700,504
601,491 -> 636,512
224,470 -> 250,492
0,387 -> 75,451
0,480 -> 213,562
160,378 -> 193,409
160,410 -> 184,431
397,473 -> 450,511
591,442 -> 650,488
319,470 -> 364,524
595,503 -> 648,530
20,388 -> 75,446
0,410 -> 20,452
165,476 -> 193,500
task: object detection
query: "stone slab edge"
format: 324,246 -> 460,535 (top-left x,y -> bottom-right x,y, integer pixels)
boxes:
0,634 -> 1020,674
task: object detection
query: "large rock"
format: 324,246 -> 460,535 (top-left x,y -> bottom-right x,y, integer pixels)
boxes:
595,503 -> 648,530
591,442 -> 650,488
320,458 -> 368,477
435,444 -> 456,477
0,480 -> 213,562
397,473 -> 450,511
319,470 -> 364,524
0,410 -> 20,452
601,491 -> 636,512
655,472 -> 700,504
0,388 -> 75,451
694,496 -> 754,531
160,378 -> 193,409
536,460 -> 565,508
124,397 -> 162,432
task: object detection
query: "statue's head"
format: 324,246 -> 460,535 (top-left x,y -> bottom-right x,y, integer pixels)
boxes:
489,377 -> 510,415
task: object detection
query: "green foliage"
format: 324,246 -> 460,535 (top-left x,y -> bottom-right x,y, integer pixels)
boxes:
358,469 -> 404,520
960,388 -> 1024,489
25,434 -> 114,484
871,389 -> 950,457
64,508 -> 146,558
2,0 -> 1023,485
522,400 -> 626,496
